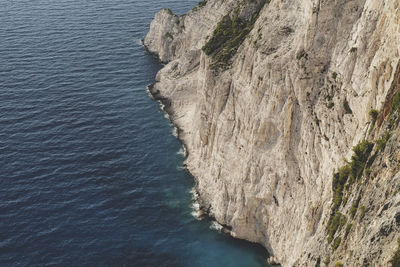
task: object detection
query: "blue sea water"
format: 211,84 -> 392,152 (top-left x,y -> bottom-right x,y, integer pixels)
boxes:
0,0 -> 269,266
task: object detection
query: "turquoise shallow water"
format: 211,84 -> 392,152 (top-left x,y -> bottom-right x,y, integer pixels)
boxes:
0,0 -> 269,266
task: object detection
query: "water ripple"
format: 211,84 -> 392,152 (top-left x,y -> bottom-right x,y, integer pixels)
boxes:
0,0 -> 269,266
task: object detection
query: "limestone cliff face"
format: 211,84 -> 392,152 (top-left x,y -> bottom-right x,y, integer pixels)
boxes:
144,0 -> 400,266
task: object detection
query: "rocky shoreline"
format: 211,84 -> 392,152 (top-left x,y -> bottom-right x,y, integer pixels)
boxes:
146,80 -> 237,236
143,46 -> 251,249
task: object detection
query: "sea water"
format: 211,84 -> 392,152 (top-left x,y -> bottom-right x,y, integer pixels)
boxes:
0,0 -> 269,266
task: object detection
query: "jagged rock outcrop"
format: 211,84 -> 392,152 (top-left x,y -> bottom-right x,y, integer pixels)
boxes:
144,0 -> 400,266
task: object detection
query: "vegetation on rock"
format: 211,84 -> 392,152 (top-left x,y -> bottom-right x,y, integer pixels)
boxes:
332,237 -> 342,250
376,131 -> 391,152
327,212 -> 346,244
331,140 -> 373,212
192,0 -> 208,11
327,140 -> 374,247
369,108 -> 379,127
391,89 -> 400,116
202,1 -> 266,70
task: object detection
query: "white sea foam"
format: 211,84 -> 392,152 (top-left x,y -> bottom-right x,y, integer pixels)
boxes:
136,38 -> 143,46
190,188 -> 203,220
171,127 -> 178,137
210,221 -> 223,231
145,85 -> 153,97
176,146 -> 187,158
191,202 -> 203,220
159,101 -> 166,111
191,210 -> 202,219
177,147 -> 185,156
190,187 -> 199,200
176,165 -> 185,170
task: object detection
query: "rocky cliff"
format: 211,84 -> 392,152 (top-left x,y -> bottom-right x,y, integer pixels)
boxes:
144,0 -> 400,266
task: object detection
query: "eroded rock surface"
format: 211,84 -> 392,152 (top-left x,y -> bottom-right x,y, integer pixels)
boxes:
144,0 -> 400,265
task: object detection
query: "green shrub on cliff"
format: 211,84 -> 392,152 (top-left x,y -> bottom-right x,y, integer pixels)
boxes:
328,140 -> 374,243
327,212 -> 346,243
392,89 -> 400,115
335,140 -> 373,206
202,1 -> 266,70
192,0 -> 208,11
369,108 -> 379,126
202,14 -> 254,70
332,237 -> 342,250
344,223 -> 352,238
359,206 -> 366,220
350,197 -> 360,218
376,131 -> 391,152
332,165 -> 350,211
297,50 -> 305,60
331,141 -> 373,213
350,140 -> 374,180
198,0 -> 207,7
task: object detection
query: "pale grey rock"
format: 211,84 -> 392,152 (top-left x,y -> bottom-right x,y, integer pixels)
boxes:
144,0 -> 400,266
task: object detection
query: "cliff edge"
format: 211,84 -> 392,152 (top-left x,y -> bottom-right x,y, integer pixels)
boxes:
144,0 -> 400,266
